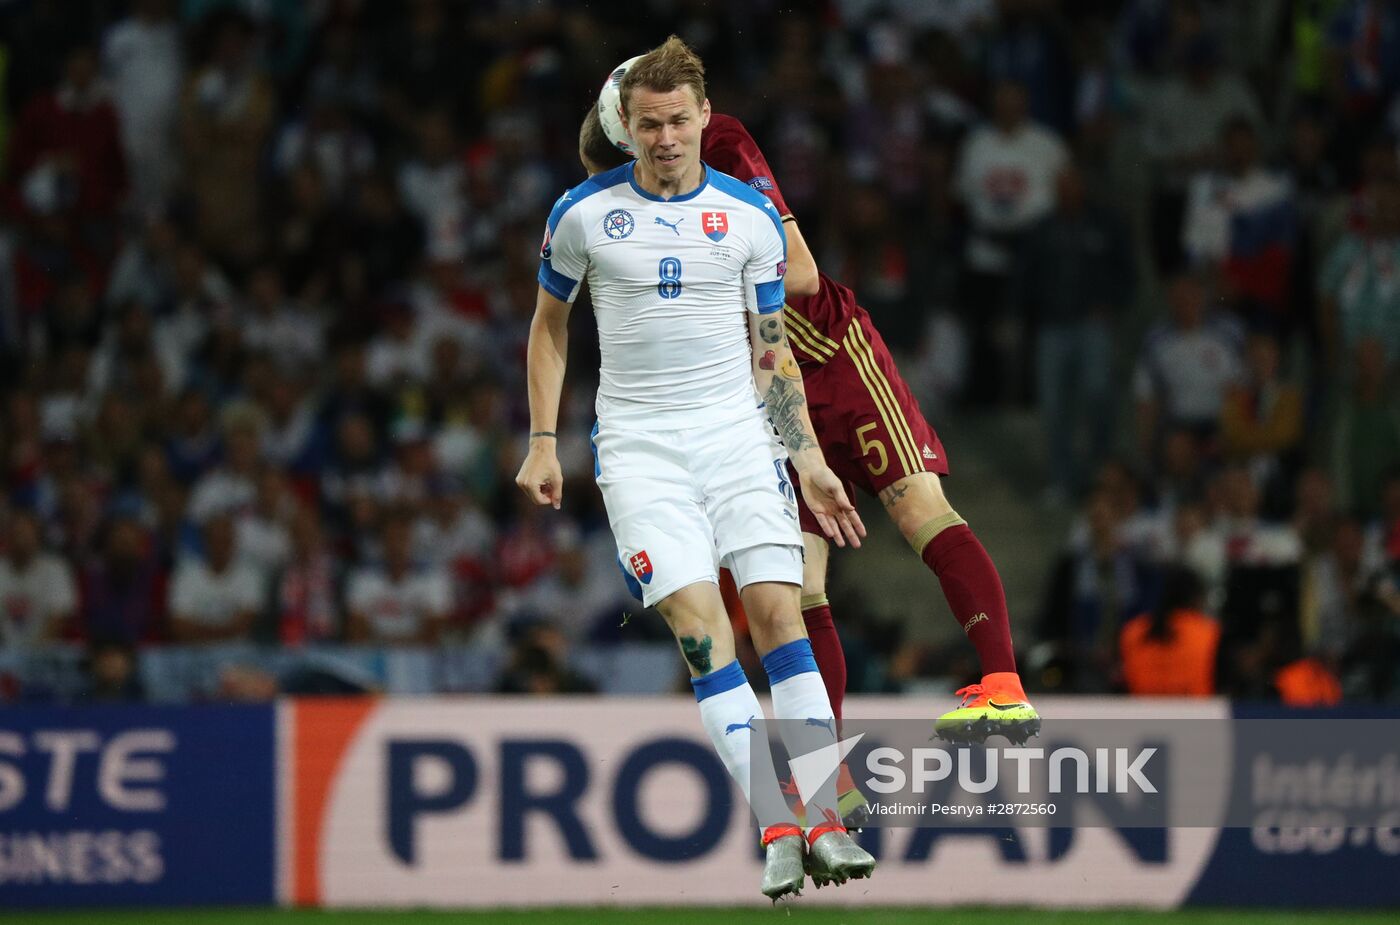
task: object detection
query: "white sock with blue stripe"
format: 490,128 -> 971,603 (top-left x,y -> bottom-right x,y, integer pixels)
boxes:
762,638 -> 842,832
691,660 -> 790,831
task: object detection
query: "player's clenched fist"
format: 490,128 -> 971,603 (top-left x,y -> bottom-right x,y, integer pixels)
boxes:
515,443 -> 563,510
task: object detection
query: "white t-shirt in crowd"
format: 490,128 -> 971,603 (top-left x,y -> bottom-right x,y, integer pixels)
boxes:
1133,323 -> 1243,425
0,554 -> 78,647
957,120 -> 1069,272
168,558 -> 264,630
346,566 -> 451,643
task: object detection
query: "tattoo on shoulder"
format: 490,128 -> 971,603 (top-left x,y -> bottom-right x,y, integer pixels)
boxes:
759,317 -> 782,344
680,635 -> 713,673
882,484 -> 908,508
766,377 -> 815,453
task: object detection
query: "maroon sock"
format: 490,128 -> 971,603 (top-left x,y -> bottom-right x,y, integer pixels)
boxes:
921,524 -> 1017,675
802,603 -> 845,724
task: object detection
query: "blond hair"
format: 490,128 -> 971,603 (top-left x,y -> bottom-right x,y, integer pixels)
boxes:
619,35 -> 706,113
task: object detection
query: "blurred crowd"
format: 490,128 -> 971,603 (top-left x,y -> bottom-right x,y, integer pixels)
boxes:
0,0 -> 1395,703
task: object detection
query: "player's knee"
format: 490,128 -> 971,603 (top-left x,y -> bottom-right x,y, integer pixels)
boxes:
739,582 -> 803,633
883,474 -> 955,540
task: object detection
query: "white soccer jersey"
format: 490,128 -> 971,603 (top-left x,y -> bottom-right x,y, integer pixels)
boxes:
537,161 -> 787,430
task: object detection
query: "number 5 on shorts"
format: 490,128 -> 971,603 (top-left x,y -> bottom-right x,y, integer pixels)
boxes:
855,422 -> 888,477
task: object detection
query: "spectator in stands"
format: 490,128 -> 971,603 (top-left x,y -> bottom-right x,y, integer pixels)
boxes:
1327,338 -> 1400,518
7,43 -> 128,225
500,524 -> 634,643
1182,118 -> 1297,326
495,622 -> 596,695
1220,331 -> 1305,508
235,466 -> 294,579
101,0 -> 182,211
81,516 -> 163,645
178,9 -> 274,267
342,171 -> 425,302
1363,468 -> 1400,571
397,108 -> 465,260
276,504 -> 343,646
153,242 -> 235,395
1319,180 -> 1400,369
1039,487 -> 1158,692
1120,566 -> 1220,696
1162,499 -> 1227,610
1017,162 -> 1135,502
1302,515 -> 1378,661
0,510 -> 78,647
81,639 -> 145,702
188,405 -> 263,523
240,264 -> 325,371
272,163 -> 342,299
271,89 -> 375,202
259,369 -> 321,475
1143,35 -> 1263,273
1133,273 -> 1243,465
167,514 -> 263,643
1294,466 -> 1340,559
320,411 -> 387,535
1324,0 -> 1400,131
1212,464 -> 1305,697
1212,465 -> 1304,568
1153,427 -> 1210,524
346,512 -> 449,645
956,78 -> 1068,403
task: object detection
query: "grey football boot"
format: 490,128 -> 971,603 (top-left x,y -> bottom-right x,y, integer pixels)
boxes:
760,833 -> 806,900
806,828 -> 876,888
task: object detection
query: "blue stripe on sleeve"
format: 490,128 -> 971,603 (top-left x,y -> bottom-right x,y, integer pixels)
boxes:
537,260 -> 578,302
755,278 -> 785,313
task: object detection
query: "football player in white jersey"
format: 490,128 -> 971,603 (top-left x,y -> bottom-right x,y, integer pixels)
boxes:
515,37 -> 875,898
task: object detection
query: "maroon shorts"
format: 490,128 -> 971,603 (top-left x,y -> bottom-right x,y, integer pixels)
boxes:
787,311 -> 948,535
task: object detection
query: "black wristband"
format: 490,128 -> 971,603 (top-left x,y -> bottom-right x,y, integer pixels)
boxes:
529,431 -> 557,439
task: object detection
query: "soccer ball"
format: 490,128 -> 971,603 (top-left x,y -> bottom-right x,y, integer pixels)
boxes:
597,55 -> 642,157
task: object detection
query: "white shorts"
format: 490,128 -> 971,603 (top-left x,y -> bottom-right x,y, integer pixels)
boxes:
592,410 -> 803,607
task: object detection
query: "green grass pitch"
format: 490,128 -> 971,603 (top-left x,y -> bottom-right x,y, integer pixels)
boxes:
3,910 -> 1399,925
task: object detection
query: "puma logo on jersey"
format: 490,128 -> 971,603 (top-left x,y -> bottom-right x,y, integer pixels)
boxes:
654,215 -> 684,235
962,612 -> 989,633
923,444 -> 938,460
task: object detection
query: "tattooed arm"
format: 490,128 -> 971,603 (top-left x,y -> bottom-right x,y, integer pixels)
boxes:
750,312 -> 821,461
749,311 -> 866,547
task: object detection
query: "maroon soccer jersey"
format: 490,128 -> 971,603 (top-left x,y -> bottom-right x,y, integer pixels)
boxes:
701,113 -> 791,217
701,115 -> 859,365
703,112 -> 948,513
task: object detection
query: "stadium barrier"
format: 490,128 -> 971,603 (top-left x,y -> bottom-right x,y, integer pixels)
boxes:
1,696 -> 1396,909
0,642 -> 682,701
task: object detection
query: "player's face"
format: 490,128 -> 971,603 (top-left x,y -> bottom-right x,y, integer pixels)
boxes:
625,86 -> 710,187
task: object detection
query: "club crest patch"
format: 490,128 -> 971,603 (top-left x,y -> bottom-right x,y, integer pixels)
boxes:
604,209 -> 636,239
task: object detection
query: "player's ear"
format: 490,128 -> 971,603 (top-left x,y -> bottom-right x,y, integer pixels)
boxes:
700,97 -> 711,129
